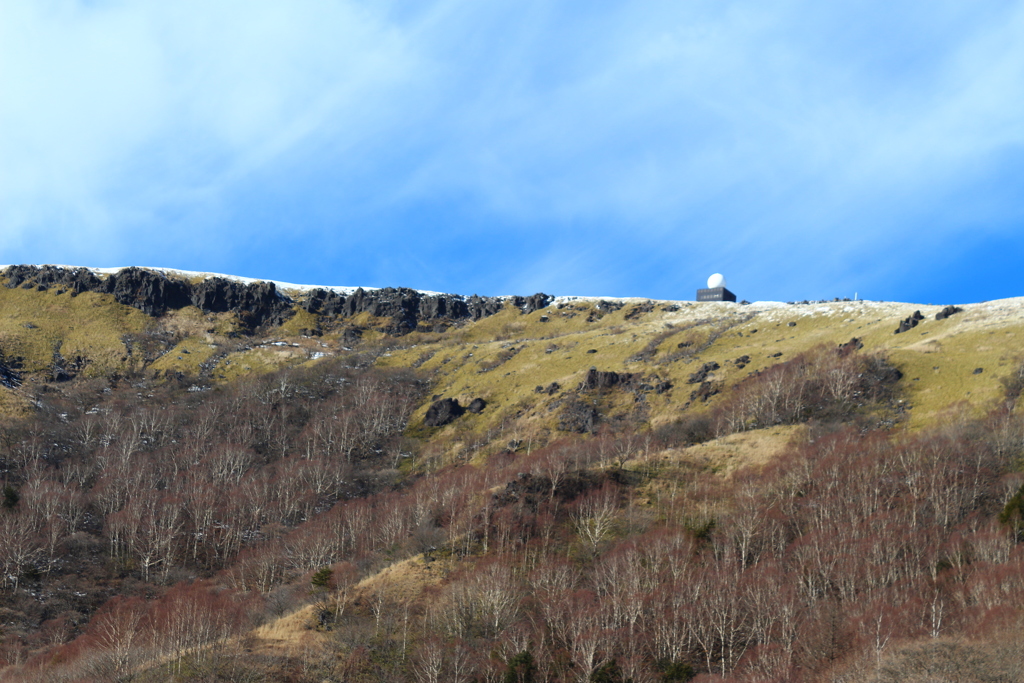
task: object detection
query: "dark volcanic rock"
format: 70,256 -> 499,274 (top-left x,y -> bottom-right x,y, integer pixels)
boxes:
424,398 -> 464,427
189,277 -> 292,329
894,311 -> 925,334
625,302 -> 655,320
653,379 -> 673,394
300,287 -> 552,335
688,361 -> 720,384
558,399 -> 599,433
4,265 -> 290,329
3,265 -> 551,335
105,268 -> 192,316
936,305 -> 963,321
515,293 -> 555,314
580,368 -> 639,391
4,265 -> 103,294
50,344 -> 87,382
0,351 -> 23,389
301,289 -> 347,317
467,398 -> 487,414
465,295 -> 506,320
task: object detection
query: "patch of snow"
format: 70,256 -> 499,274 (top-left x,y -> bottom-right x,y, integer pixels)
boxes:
554,295 -> 655,305
0,264 -> 450,298
7,265 -> 1024,330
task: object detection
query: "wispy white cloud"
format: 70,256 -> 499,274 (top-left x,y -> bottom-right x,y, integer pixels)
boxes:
2,0 -> 1023,301
0,0 -> 419,257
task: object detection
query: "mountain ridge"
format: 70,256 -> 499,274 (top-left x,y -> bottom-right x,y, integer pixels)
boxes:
1,264 -> 1024,681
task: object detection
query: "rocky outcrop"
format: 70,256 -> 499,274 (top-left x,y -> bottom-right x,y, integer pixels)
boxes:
50,343 -> 88,382
3,265 -> 289,329
3,266 -> 553,335
3,265 -> 104,294
0,351 -> 22,389
467,398 -> 487,414
688,361 -> 720,384
558,399 -> 600,433
580,368 -> 639,391
424,398 -> 465,427
105,267 -> 192,316
936,306 -> 963,321
302,287 -> 552,334
189,277 -> 291,329
894,311 -> 924,334
515,293 -> 553,315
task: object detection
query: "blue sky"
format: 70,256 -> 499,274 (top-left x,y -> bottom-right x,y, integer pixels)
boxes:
2,1 -> 1024,304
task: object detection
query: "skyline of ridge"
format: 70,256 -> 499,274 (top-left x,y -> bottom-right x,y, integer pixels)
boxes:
3,262 -> 1018,307
3,2 -> 1024,305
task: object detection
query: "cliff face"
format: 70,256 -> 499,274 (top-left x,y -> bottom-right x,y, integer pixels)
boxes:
3,265 -> 292,328
2,266 -> 552,334
301,287 -> 552,334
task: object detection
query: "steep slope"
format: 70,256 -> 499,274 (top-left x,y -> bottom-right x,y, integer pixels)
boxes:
4,264 -> 1021,434
1,265 -> 1023,683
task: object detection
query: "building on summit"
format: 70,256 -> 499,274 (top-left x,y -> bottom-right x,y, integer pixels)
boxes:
697,273 -> 736,302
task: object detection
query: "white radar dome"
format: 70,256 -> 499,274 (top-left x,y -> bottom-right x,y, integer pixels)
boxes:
707,273 -> 726,289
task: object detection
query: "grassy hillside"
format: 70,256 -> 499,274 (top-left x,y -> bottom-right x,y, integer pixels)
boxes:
2,269 -> 1024,682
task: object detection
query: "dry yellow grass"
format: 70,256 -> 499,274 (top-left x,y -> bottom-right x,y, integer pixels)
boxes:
0,285 -> 150,377
349,555 -> 445,605
248,555 -> 443,656
384,298 -> 1024,458
666,425 -> 805,475
3,271 -> 1023,440
249,605 -> 321,655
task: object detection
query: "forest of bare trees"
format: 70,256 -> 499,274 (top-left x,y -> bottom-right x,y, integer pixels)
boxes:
0,344 -> 1023,682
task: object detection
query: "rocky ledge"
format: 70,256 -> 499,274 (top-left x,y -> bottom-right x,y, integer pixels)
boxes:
302,287 -> 551,334
2,265 -> 552,335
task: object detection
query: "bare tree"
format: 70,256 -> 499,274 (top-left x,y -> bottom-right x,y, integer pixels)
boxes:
570,484 -> 619,554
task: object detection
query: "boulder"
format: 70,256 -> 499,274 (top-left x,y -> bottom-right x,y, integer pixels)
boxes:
424,398 -> 464,427
688,362 -> 720,384
467,398 -> 487,414
580,368 -> 639,391
894,312 -> 924,334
